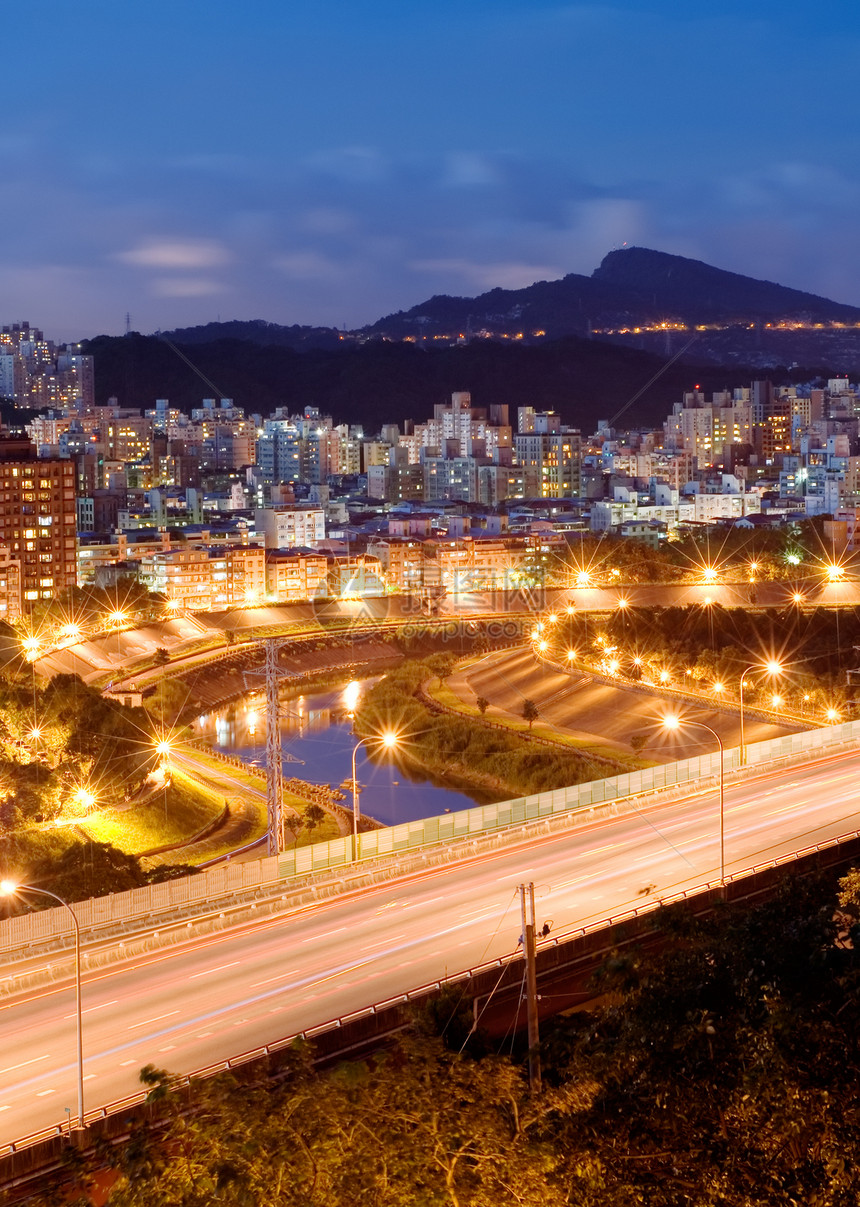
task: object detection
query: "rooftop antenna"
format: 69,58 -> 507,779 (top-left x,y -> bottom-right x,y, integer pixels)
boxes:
125,312 -> 131,336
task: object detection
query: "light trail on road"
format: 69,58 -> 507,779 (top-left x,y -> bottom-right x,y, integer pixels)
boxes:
2,745 -> 860,1146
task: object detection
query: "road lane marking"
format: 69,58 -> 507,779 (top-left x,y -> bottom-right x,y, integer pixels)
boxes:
64,1000 -> 117,1019
128,1011 -> 179,1029
35,1090 -> 55,1097
300,928 -> 345,943
83,1074 -> 97,1082
119,1060 -> 136,1067
250,973 -> 293,988
0,1056 -> 48,1075
189,962 -> 240,979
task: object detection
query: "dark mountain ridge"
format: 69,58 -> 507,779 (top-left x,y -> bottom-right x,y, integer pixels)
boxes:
364,247 -> 860,340
80,248 -> 860,432
153,247 -> 860,370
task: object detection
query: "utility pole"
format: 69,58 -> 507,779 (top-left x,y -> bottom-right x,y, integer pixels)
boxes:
519,882 -> 541,1094
265,638 -> 284,856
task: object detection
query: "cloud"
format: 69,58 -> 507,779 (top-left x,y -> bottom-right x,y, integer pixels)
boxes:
441,153 -> 501,188
117,238 -> 232,270
304,146 -> 389,183
273,251 -> 344,281
152,277 -> 225,297
409,258 -> 565,291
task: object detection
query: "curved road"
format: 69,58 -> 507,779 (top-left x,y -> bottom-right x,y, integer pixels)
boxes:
2,743 -> 860,1147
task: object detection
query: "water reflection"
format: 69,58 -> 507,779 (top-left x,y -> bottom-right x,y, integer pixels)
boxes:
192,678 -> 477,826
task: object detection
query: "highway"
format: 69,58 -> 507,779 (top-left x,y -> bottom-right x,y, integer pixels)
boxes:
3,743 -> 860,1148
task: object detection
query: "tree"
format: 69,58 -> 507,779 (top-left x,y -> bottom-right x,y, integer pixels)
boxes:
629,733 -> 647,752
521,699 -> 539,730
303,802 -> 326,840
475,695 -> 489,716
153,647 -> 171,666
425,652 -> 458,687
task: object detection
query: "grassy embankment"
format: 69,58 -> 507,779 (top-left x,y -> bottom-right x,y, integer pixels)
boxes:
356,660 -> 639,803
423,673 -> 651,770
79,756 -> 340,861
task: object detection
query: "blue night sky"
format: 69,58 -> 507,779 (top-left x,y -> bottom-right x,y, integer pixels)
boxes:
4,0 -> 858,340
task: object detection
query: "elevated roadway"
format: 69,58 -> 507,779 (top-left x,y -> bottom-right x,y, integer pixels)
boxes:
3,741 -> 860,1150
31,577 -> 860,687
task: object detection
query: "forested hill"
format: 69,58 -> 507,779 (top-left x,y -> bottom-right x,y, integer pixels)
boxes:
82,330 -> 809,433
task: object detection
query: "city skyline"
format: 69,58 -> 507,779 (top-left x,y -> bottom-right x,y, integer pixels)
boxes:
3,0 -> 858,340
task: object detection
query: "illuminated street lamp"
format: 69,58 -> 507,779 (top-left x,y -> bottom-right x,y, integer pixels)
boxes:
351,732 -> 398,861
739,659 -> 783,764
73,786 -> 95,812
0,881 -> 84,1130
662,715 -> 725,885
21,635 -> 41,662
826,708 -> 841,723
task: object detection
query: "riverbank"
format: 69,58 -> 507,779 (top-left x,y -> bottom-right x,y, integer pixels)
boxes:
355,659 -> 640,803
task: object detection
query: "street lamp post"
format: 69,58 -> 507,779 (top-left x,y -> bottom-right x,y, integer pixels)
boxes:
662,716 -> 725,886
0,881 -> 84,1131
739,660 -> 783,765
351,732 -> 398,862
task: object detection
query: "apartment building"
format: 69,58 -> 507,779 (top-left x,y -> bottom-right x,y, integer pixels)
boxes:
0,438 -> 77,607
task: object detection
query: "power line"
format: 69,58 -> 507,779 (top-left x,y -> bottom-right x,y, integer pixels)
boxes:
607,333 -> 698,428
157,335 -> 227,399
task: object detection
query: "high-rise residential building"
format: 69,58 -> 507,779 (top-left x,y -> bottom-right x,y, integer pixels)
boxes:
254,505 -> 325,549
0,324 -> 94,409
513,429 -> 582,498
0,436 -> 77,607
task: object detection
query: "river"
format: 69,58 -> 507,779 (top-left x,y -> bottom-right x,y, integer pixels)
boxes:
191,677 -> 479,826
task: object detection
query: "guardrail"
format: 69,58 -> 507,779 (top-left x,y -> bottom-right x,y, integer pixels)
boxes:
3,718 -> 860,959
5,821 -> 860,1158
